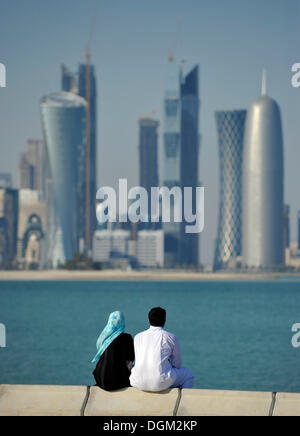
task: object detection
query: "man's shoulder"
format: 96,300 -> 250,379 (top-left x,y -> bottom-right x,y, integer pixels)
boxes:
134,329 -> 149,340
134,328 -> 178,342
162,329 -> 178,343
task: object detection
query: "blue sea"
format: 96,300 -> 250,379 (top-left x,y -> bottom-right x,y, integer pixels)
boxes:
0,280 -> 300,392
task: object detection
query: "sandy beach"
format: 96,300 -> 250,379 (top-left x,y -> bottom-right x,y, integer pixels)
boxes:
0,269 -> 299,281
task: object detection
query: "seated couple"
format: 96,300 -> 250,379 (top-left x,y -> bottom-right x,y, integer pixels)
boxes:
92,307 -> 194,392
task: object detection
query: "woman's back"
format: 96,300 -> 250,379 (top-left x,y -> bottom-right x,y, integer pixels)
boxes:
93,332 -> 134,391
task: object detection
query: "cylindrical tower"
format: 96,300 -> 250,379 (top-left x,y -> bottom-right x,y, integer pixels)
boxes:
40,92 -> 87,266
242,86 -> 284,269
214,110 -> 246,271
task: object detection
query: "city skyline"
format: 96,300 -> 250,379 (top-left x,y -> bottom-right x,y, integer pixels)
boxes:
0,0 -> 299,265
2,2 -> 300,416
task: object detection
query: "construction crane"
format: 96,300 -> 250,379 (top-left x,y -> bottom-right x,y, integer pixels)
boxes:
85,10 -> 97,257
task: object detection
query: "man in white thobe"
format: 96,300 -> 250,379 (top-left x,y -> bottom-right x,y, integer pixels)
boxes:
130,307 -> 194,392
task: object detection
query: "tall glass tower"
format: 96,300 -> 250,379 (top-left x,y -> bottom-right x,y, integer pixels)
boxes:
242,76 -> 284,270
163,59 -> 200,267
139,117 -> 159,213
78,63 -> 97,246
213,110 -> 247,271
61,64 -> 77,93
40,92 -> 87,266
283,204 -> 290,249
180,66 -> 200,266
163,59 -> 182,266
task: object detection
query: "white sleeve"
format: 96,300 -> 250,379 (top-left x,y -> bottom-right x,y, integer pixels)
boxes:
170,335 -> 182,369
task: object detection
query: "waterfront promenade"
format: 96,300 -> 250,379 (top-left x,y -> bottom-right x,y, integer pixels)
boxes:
0,385 -> 299,416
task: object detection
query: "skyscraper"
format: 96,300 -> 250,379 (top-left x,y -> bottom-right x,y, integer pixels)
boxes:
163,59 -> 182,267
19,140 -> 45,195
0,188 -> 18,267
213,110 -> 247,271
40,92 -> 87,267
60,62 -> 98,254
163,59 -> 182,189
61,64 -> 77,93
78,63 -> 97,251
283,204 -> 290,249
139,117 -> 159,213
179,65 -> 200,266
242,74 -> 284,269
19,152 -> 32,189
163,59 -> 200,267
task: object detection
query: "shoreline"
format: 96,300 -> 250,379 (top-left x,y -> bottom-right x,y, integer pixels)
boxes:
0,270 -> 299,281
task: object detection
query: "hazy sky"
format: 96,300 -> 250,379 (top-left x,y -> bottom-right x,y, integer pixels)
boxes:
0,0 -> 299,265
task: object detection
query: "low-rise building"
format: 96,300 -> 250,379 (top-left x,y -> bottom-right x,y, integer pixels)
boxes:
93,230 -> 130,264
92,228 -> 164,269
136,230 -> 164,268
285,246 -> 300,270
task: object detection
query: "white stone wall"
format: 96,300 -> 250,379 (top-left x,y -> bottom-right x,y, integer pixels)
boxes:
1,385 -> 300,416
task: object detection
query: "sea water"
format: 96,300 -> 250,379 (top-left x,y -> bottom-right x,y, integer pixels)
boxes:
0,280 -> 300,392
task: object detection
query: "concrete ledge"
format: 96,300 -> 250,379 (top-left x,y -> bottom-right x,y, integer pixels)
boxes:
0,385 -> 87,416
273,393 -> 300,416
84,387 -> 179,416
1,385 -> 300,416
177,389 -> 273,416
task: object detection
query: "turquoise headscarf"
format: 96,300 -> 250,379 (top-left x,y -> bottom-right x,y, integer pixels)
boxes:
91,311 -> 125,363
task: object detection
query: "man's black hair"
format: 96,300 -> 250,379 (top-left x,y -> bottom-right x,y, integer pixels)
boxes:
148,307 -> 166,327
